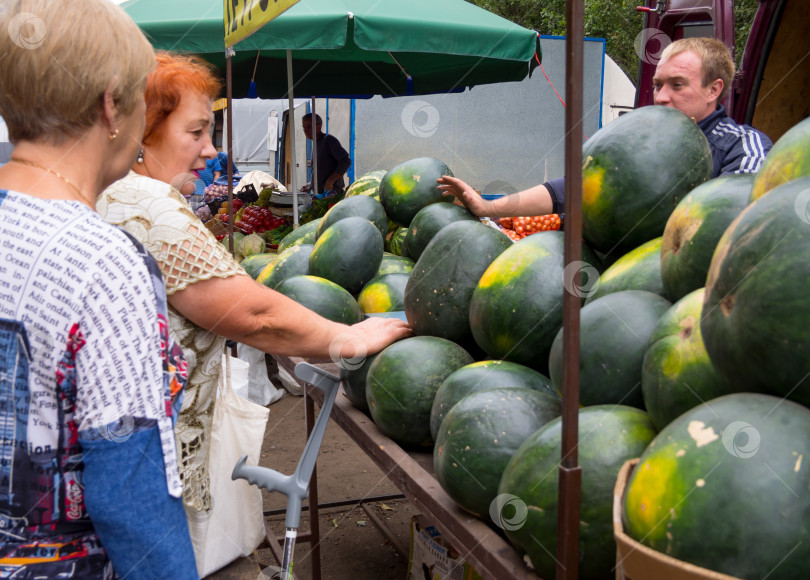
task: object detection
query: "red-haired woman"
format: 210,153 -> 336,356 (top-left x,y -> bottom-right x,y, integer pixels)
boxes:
97,52 -> 411,571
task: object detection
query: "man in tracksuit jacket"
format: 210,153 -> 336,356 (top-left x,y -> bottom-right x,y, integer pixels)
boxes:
437,37 -> 772,218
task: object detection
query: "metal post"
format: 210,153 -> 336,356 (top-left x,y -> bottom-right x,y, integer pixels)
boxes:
311,97 -> 318,196
557,0 -> 584,579
287,50 -> 299,226
226,48 -> 235,255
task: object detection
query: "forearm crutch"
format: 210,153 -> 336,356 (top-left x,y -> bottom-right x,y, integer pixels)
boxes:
232,361 -> 340,580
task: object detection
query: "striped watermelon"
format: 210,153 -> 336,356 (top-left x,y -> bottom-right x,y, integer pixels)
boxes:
385,226 -> 407,256
345,170 -> 387,201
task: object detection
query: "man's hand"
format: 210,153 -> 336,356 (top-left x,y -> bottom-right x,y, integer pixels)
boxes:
437,175 -> 490,217
300,183 -> 312,193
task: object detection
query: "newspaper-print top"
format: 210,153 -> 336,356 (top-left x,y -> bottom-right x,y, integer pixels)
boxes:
0,189 -> 185,534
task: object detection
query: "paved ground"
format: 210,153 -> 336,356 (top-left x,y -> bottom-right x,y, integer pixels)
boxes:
207,391 -> 414,580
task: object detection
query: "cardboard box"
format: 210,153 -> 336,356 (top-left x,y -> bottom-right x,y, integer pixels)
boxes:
613,459 -> 742,580
407,515 -> 482,580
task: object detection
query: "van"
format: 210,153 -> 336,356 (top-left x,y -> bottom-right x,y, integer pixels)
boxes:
636,0 -> 808,142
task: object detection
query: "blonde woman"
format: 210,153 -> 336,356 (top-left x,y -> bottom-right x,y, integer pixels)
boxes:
0,1 -> 198,579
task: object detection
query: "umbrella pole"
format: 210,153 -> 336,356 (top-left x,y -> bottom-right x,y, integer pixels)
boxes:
287,50 -> 299,227
226,48 -> 235,255
556,0 -> 585,579
311,97 -> 318,197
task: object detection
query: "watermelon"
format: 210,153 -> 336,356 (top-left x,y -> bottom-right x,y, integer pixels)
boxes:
274,275 -> 362,324
357,273 -> 410,313
345,169 -> 387,201
339,352 -> 379,413
309,217 -> 384,295
469,231 -> 602,372
402,202 -> 478,261
376,253 -> 414,276
379,157 -> 455,227
584,237 -> 664,305
277,218 -> 321,253
434,388 -> 561,517
404,221 -> 512,346
366,336 -> 473,448
641,289 -> 733,431
498,405 -> 656,580
430,360 -> 556,441
385,226 -> 407,256
241,252 -> 278,280
549,290 -> 672,409
623,393 -> 810,579
750,116 -> 810,202
660,174 -> 753,302
257,243 -> 313,289
315,195 -> 388,241
581,106 -> 712,257
702,176 -> 810,406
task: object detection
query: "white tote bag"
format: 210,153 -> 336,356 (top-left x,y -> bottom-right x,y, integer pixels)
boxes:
187,354 -> 270,578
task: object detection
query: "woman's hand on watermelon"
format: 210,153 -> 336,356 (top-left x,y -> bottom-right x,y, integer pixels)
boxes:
345,317 -> 413,357
437,175 -> 489,216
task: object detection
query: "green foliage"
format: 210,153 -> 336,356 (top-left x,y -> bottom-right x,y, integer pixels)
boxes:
470,0 -> 762,86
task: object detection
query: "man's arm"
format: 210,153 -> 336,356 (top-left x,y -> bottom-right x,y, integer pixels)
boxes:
437,175 -> 560,217
325,135 -> 351,191
719,127 -> 773,176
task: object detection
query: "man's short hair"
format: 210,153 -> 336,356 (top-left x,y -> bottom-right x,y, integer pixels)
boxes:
660,37 -> 735,101
302,113 -> 323,126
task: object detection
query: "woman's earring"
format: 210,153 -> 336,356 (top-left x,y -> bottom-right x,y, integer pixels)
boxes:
109,129 -> 119,141
137,148 -> 144,164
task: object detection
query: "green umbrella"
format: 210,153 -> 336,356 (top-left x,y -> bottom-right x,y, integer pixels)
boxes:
122,0 -> 541,98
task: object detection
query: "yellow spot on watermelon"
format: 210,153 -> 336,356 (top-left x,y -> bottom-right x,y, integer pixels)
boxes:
477,245 -> 549,289
687,420 -> 718,447
598,238 -> 662,284
582,165 -> 606,209
624,453 -> 682,541
358,284 -> 393,313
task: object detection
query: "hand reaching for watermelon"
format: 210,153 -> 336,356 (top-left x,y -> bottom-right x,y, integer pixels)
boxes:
436,175 -> 490,216
339,317 -> 413,360
437,175 -> 555,218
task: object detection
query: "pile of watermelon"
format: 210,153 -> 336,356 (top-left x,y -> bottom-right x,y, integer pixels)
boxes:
266,112 -> 810,579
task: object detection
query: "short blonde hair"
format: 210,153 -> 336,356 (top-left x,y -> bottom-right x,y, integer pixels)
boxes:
0,0 -> 155,144
660,37 -> 735,101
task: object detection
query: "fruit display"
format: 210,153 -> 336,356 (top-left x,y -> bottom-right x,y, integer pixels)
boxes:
497,214 -> 562,241
366,336 -> 473,448
402,203 -> 478,261
581,106 -> 712,258
584,236 -> 664,305
499,405 -> 656,580
660,174 -> 752,302
623,393 -> 810,579
309,217 -> 384,295
468,230 -> 602,372
379,157 -> 455,227
315,195 -> 388,240
258,244 -> 314,290
356,273 -> 410,314
434,388 -> 561,517
404,220 -> 512,347
549,290 -> 672,408
749,116 -> 810,201
344,169 -> 387,201
376,253 -> 414,276
274,275 -> 363,325
641,288 -> 732,431
702,176 -> 810,407
277,218 -> 321,253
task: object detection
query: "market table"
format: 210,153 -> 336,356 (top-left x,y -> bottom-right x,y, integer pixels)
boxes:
271,355 -> 542,580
